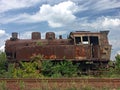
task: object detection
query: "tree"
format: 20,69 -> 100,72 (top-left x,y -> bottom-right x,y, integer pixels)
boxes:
115,54 -> 120,74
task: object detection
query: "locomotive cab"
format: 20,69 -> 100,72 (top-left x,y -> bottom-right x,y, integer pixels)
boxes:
69,31 -> 111,61
69,31 -> 99,45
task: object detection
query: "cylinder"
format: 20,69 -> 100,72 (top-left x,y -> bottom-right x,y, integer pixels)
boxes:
46,32 -> 55,39
12,32 -> 18,39
32,32 -> 41,40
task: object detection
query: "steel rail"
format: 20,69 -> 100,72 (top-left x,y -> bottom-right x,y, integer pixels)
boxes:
0,78 -> 120,89
0,78 -> 120,82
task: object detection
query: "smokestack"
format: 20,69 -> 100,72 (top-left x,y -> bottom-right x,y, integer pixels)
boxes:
10,32 -> 18,40
12,32 -> 18,39
46,32 -> 55,39
32,32 -> 41,40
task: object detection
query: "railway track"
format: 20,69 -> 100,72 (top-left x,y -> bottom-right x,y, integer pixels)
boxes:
0,78 -> 120,90
0,78 -> 120,82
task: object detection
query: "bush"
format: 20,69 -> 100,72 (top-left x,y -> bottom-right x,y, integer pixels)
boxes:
2,54 -> 43,78
115,54 -> 120,74
41,61 -> 53,77
101,54 -> 120,78
0,52 -> 7,77
41,60 -> 77,77
4,62 -> 44,78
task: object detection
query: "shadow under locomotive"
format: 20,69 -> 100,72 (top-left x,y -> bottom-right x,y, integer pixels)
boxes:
5,31 -> 112,74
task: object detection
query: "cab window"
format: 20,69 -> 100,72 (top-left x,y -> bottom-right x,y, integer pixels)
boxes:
82,36 -> 89,44
75,37 -> 81,44
90,36 -> 99,45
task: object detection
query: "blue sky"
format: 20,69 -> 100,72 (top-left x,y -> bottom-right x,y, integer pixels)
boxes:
0,0 -> 120,60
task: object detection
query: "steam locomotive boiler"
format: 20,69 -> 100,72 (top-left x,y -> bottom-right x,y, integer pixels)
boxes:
5,31 -> 112,71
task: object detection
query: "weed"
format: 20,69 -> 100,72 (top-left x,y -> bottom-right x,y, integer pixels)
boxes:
19,81 -> 25,90
0,81 -> 8,90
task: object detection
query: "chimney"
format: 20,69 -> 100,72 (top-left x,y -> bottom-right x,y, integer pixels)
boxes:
32,32 -> 41,40
12,32 -> 18,39
46,32 -> 55,39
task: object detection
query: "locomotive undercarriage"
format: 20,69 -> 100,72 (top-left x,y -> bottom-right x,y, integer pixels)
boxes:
75,61 -> 109,75
43,59 -> 109,75
7,58 -> 109,76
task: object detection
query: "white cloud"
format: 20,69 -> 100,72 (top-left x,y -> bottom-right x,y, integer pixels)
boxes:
94,0 -> 120,11
102,18 -> 120,27
0,30 -> 5,37
1,0 -> 120,27
0,1 -> 79,28
0,29 -> 10,52
0,0 -> 41,13
75,0 -> 120,12
0,45 -> 5,52
24,1 -> 78,27
14,0 -> 120,12
74,17 -> 120,31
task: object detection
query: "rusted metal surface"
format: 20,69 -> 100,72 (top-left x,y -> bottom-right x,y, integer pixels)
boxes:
5,31 -> 111,62
5,31 -> 112,75
16,45 -> 75,61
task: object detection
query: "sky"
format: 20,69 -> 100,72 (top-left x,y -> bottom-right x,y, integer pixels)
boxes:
0,0 -> 120,60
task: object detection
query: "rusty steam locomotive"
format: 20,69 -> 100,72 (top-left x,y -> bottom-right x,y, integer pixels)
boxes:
5,31 -> 112,71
